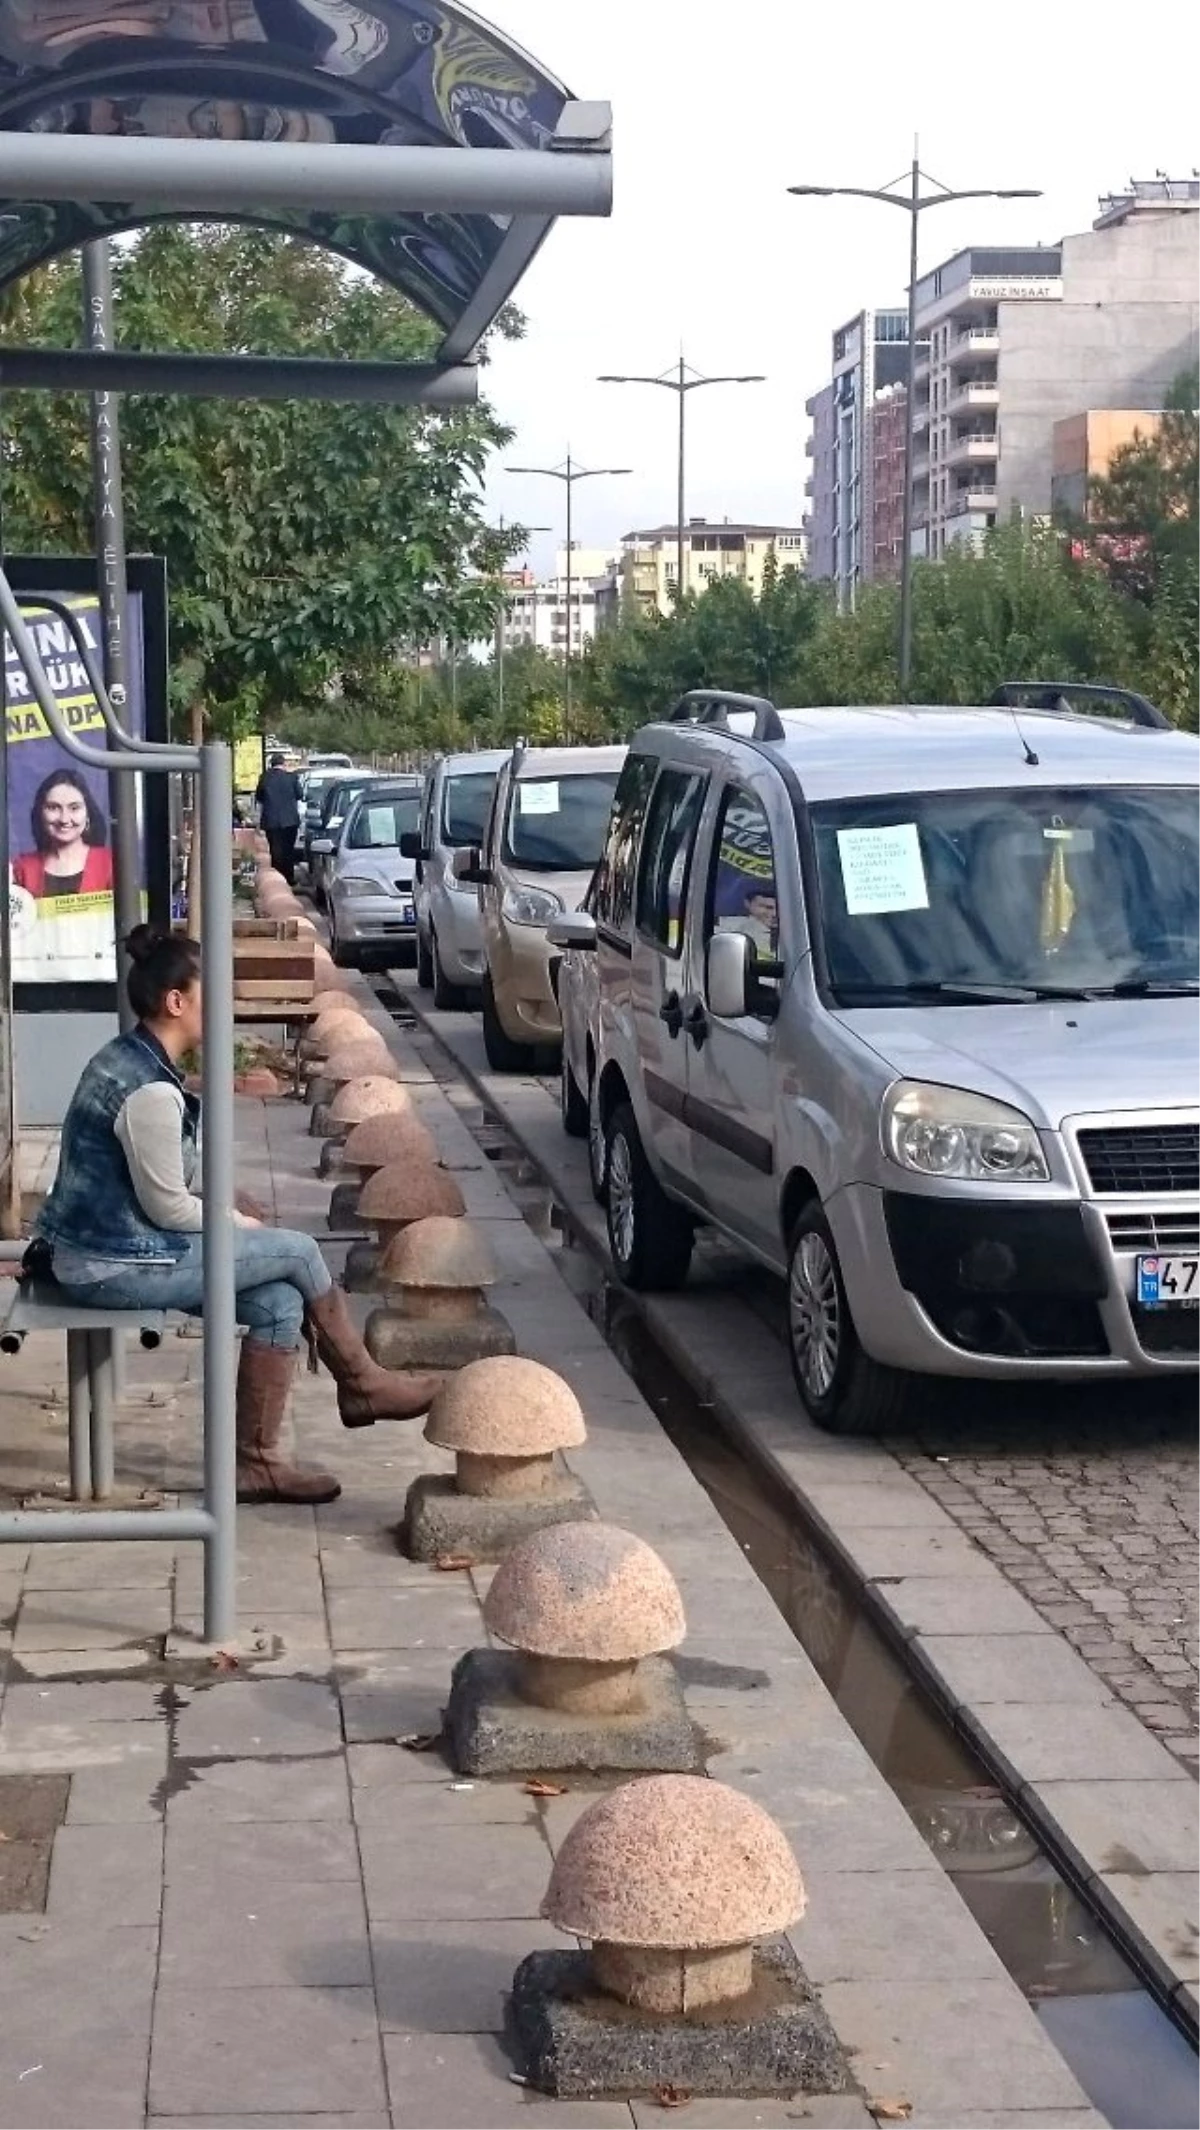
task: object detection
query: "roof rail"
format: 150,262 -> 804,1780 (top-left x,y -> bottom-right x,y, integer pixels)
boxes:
666,689 -> 786,742
987,681 -> 1171,731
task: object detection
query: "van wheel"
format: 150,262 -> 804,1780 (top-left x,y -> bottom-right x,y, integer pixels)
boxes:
786,1203 -> 913,1435
560,1051 -> 589,1137
605,1102 -> 693,1291
432,932 -> 469,1012
587,1073 -> 607,1204
416,929 -> 434,989
481,976 -> 529,1073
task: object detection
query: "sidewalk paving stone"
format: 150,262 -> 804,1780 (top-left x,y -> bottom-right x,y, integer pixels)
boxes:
46,1821 -> 163,1926
14,1588 -> 173,1651
373,1919 -> 564,2032
165,1752 -> 350,1823
358,1816 -> 550,1923
164,1818 -> 361,1883
172,1678 -> 342,1759
819,1976 -> 1092,2117
383,2033 -> 634,2129
160,1871 -> 372,1986
150,1984 -> 386,2116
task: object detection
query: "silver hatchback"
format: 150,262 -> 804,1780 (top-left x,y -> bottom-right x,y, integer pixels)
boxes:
318,779 -> 422,969
551,688 -> 1200,1432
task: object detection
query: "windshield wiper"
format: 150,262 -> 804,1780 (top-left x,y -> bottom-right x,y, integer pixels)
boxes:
1076,978 -> 1200,999
834,980 -> 1070,1006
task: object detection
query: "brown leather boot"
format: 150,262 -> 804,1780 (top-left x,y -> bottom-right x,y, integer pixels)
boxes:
304,1284 -> 440,1429
235,1342 -> 342,1504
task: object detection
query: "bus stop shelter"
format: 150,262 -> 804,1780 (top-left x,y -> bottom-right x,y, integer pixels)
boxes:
0,0 -> 612,1641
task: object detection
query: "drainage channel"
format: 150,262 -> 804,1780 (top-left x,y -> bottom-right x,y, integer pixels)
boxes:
379,988 -> 1198,2130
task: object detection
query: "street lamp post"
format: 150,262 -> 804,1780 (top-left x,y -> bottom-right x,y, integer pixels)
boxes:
506,456 -> 631,735
788,153 -> 1040,691
493,514 -> 550,729
598,357 -> 765,604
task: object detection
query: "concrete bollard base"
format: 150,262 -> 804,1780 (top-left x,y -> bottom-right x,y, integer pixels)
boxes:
316,1139 -> 345,1178
309,1102 -> 345,1138
445,1647 -> 700,1776
343,1239 -> 379,1291
402,1468 -> 594,1563
327,1181 -> 373,1232
365,1306 -> 515,1372
510,1941 -> 850,2099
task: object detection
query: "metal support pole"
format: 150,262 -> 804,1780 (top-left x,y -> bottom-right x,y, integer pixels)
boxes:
83,239 -> 142,1027
66,1331 -> 91,1501
0,1506 -> 215,1544
676,359 -> 687,604
564,464 -> 574,738
0,347 -> 481,407
86,1329 -> 116,1501
199,741 -> 237,1644
898,159 -> 921,697
0,133 -> 614,219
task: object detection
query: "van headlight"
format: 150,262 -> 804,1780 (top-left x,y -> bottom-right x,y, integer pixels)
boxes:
883,1081 -> 1049,1182
502,884 -> 563,928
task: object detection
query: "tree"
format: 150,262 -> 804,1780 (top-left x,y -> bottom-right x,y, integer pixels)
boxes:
1086,368 -> 1199,605
0,226 -> 522,739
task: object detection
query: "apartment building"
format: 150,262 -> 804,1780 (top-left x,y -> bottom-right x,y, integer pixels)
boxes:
911,245 -> 1063,557
613,519 -> 807,618
1050,409 -> 1164,521
804,308 -> 909,605
495,545 -> 617,656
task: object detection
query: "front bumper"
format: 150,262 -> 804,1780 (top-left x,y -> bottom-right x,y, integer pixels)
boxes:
336,892 -> 417,951
494,923 -> 561,1046
829,1183 -> 1197,1378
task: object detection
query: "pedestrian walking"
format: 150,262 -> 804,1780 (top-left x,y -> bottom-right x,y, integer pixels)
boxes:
255,752 -> 303,882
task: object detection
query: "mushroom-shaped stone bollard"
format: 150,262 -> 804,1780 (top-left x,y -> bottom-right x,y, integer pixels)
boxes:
402,1356 -> 595,1563
445,1524 -> 698,1776
306,1037 -> 396,1115
485,1522 -> 684,1715
365,1215 -> 515,1370
317,1108 -> 436,1181
301,1006 -> 368,1060
310,988 -> 359,1019
341,1162 -> 465,1291
357,1163 -> 464,1248
510,1776 -> 848,2099
311,1073 -> 413,1140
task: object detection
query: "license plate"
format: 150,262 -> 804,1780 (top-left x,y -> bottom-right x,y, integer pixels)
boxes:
400,905 -> 414,925
1138,1254 -> 1200,1308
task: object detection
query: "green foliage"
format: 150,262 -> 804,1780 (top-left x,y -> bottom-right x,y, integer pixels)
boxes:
1086,367 -> 1199,605
0,226 -> 521,738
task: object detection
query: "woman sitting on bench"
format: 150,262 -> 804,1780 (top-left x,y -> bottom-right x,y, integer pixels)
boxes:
35,925 -> 439,1507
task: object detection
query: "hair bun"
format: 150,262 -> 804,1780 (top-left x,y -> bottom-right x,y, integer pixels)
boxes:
124,923 -> 170,966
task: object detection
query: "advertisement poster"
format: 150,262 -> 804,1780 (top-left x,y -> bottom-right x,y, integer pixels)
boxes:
713,798 -> 779,954
4,592 -> 144,984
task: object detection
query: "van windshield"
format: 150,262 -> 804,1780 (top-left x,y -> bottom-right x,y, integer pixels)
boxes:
810,785 -> 1199,1004
443,770 -> 497,847
505,772 -> 622,871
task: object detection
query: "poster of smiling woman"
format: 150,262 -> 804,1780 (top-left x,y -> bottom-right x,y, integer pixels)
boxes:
4,591 -> 144,984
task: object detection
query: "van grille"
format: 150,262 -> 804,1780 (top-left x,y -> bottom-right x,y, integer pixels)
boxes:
1106,1210 -> 1200,1254
1078,1125 -> 1199,1195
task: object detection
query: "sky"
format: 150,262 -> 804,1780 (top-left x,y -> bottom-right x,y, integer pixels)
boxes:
481,0 -> 1198,575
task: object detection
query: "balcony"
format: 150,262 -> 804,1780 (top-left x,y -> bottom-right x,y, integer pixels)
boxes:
947,378 -> 998,418
804,474 -> 815,497
948,326 -> 999,369
945,430 -> 998,471
912,353 -> 931,386
947,485 -> 997,517
805,434 -> 815,457
911,401 -> 931,437
911,450 -> 930,484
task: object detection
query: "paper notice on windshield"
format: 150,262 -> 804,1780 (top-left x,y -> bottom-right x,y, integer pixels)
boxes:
837,824 -> 929,916
518,781 -> 559,816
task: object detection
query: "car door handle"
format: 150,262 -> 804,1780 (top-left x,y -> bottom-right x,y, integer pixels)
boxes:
659,991 -> 684,1039
683,1001 -> 709,1050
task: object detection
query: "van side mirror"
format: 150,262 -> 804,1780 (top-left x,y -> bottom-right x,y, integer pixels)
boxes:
399,831 -> 422,860
546,913 -> 598,951
309,837 -> 334,856
452,845 -> 490,886
707,931 -> 751,1019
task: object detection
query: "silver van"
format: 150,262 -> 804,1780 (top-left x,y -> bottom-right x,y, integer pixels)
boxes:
406,749 -> 508,1009
548,688 -> 1199,1433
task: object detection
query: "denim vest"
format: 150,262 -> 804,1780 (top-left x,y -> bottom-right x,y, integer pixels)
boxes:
37,1028 -> 200,1265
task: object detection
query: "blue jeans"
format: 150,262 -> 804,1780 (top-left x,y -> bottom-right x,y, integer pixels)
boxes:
55,1227 -> 334,1350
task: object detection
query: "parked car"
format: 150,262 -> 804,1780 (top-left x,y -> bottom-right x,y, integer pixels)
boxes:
297,770 -> 343,860
547,686 -> 1200,1433
407,749 -> 508,1009
308,771 -> 387,907
454,742 -> 626,1071
317,777 -> 422,968
306,751 -> 354,774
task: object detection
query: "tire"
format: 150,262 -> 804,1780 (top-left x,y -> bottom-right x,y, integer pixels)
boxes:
481,974 -> 531,1073
329,923 -> 357,971
587,1070 -> 607,1203
416,927 -> 434,989
786,1201 -> 914,1435
605,1101 -> 693,1291
432,932 -> 470,1012
560,1049 -> 588,1137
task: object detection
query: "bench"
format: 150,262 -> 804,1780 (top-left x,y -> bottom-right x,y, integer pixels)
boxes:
0,1279 -> 167,1503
